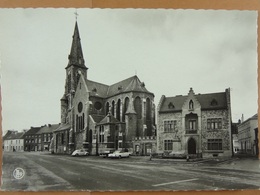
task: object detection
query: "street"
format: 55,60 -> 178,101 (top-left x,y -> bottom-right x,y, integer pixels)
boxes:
2,152 -> 260,191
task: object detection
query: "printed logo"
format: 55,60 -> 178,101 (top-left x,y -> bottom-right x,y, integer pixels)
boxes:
13,168 -> 25,179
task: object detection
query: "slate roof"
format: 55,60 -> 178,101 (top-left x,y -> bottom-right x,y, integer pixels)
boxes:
86,75 -> 153,98
24,127 -> 42,136
86,80 -> 109,98
240,113 -> 258,124
159,92 -> 228,113
90,114 -> 106,123
36,124 -> 60,134
3,130 -> 16,141
54,123 -> 71,132
66,21 -> 87,70
97,113 -> 121,125
6,132 -> 24,140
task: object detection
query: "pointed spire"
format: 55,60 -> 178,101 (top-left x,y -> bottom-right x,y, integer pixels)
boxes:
67,21 -> 87,70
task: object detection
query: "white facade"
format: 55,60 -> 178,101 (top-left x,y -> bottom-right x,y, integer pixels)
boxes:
4,138 -> 24,152
238,114 -> 258,155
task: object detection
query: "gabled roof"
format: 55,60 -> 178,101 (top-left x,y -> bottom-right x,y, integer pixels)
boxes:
54,123 -> 71,132
196,92 -> 227,110
24,126 -> 42,136
36,124 -> 60,134
86,75 -> 153,98
159,91 -> 228,113
107,75 -> 152,97
239,114 -> 258,125
3,130 -> 16,140
6,132 -> 24,140
90,114 -> 105,123
86,79 -> 109,98
97,113 -> 121,125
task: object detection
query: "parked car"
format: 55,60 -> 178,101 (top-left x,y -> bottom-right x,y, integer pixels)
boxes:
99,150 -> 115,158
108,150 -> 130,158
163,150 -> 186,159
71,149 -> 89,157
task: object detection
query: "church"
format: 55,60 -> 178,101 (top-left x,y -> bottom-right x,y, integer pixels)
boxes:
53,22 -> 156,155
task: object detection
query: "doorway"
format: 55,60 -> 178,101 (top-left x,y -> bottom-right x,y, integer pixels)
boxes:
188,138 -> 196,154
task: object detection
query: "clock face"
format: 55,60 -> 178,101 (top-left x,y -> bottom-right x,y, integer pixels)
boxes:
78,102 -> 83,113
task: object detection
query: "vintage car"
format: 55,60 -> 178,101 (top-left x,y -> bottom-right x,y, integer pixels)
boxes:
99,150 -> 115,158
108,150 -> 131,158
163,150 -> 186,159
71,149 -> 89,157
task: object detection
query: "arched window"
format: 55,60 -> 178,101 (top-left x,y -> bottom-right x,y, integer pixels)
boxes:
67,74 -> 71,93
106,102 -> 110,115
123,97 -> 129,122
83,113 -> 85,130
116,99 -> 121,121
146,98 -> 151,120
111,101 -> 115,116
189,100 -> 194,110
146,98 -> 152,136
134,97 -> 142,119
76,115 -> 79,131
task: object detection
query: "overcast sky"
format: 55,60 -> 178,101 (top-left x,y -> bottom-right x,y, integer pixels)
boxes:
0,8 -> 258,133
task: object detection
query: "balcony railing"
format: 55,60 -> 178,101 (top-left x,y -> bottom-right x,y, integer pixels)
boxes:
185,130 -> 197,134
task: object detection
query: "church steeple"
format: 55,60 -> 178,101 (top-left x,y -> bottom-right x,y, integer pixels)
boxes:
67,21 -> 87,70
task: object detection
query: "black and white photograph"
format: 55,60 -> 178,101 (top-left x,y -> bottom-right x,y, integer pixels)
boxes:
0,8 -> 259,191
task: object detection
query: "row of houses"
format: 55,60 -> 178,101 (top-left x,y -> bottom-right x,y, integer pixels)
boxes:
3,21 -> 258,159
3,124 -> 59,152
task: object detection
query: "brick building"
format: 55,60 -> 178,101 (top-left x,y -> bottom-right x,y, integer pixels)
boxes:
53,22 -> 156,155
24,126 -> 42,151
157,88 -> 232,158
36,124 -> 60,151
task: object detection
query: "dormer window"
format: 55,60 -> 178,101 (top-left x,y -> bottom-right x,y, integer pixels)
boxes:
141,82 -> 145,87
168,102 -> 175,109
118,86 -> 122,90
211,99 -> 218,106
189,100 -> 194,110
92,88 -> 97,93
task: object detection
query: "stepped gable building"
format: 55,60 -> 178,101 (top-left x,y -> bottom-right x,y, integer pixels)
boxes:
53,22 -> 156,155
157,88 -> 232,158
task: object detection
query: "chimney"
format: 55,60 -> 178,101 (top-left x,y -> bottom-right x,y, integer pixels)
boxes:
241,114 -> 244,123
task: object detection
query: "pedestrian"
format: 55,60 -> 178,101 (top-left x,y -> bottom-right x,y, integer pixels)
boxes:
186,154 -> 189,162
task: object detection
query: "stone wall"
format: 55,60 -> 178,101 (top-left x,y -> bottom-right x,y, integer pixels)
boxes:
201,109 -> 232,157
157,112 -> 183,152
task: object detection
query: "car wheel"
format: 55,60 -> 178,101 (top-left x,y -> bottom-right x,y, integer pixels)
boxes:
119,155 -> 121,159
75,153 -> 79,156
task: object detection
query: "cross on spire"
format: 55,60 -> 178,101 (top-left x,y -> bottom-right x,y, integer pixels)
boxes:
74,10 -> 79,21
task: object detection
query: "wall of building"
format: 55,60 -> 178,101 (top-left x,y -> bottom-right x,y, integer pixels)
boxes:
4,139 -> 24,152
238,118 -> 258,155
157,112 -> 183,153
201,109 -> 232,158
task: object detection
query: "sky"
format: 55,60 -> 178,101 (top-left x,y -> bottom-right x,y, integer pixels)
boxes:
0,8 -> 258,133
